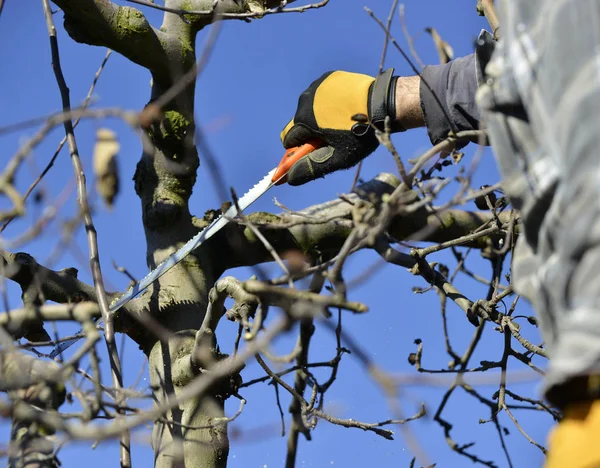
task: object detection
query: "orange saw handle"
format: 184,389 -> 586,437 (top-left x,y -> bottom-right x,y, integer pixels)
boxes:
272,139 -> 326,185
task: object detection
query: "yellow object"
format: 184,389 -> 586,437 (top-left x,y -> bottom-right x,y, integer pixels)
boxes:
280,118 -> 295,142
280,71 -> 374,143
312,71 -> 374,130
545,399 -> 600,468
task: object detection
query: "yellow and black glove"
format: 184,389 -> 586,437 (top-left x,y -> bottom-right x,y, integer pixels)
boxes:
281,69 -> 401,186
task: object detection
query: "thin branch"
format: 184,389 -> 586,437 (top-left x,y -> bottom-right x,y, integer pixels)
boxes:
41,3 -> 130,466
1,49 -> 112,233
243,280 -> 368,314
477,0 -> 500,40
399,5 -> 425,69
378,0 -> 399,73
127,0 -> 329,19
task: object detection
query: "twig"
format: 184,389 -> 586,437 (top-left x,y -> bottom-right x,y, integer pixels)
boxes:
407,130 -> 487,184
399,5 -> 425,69
127,0 -> 329,19
230,188 -> 293,286
314,403 -> 426,440
286,272 -> 322,467
41,3 -> 130,466
506,321 -> 547,357
378,0 -> 399,73
477,0 -> 500,40
1,49 -> 112,233
243,280 -> 368,314
503,405 -> 546,453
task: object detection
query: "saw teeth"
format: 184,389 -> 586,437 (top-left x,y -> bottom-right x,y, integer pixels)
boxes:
50,168 -> 278,357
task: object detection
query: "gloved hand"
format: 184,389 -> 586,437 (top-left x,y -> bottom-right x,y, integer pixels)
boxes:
280,69 -> 401,186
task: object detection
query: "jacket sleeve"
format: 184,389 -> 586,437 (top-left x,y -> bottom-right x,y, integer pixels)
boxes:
419,53 -> 482,145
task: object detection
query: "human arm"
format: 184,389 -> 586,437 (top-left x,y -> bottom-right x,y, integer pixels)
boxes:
280,54 -> 482,185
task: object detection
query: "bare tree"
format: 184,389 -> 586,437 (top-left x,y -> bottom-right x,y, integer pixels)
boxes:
0,1 -> 554,467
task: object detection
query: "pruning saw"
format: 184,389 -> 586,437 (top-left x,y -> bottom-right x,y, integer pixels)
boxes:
49,140 -> 324,359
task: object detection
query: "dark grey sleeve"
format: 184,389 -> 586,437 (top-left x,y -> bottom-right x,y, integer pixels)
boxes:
419,54 -> 482,145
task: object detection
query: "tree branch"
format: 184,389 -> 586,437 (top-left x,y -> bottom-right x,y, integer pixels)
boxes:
211,173 -> 516,274
51,0 -> 175,85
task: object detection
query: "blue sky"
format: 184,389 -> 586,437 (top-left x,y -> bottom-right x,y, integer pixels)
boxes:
0,1 -> 550,467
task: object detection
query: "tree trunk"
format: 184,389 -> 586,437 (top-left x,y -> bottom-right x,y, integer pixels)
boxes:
149,335 -> 228,468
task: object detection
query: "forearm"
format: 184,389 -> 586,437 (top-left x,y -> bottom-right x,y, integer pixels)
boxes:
393,53 -> 482,143
394,76 -> 424,130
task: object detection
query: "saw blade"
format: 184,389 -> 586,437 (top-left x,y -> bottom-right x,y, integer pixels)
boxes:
49,168 -> 277,358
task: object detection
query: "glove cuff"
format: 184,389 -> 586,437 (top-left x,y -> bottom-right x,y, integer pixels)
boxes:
369,68 -> 405,133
